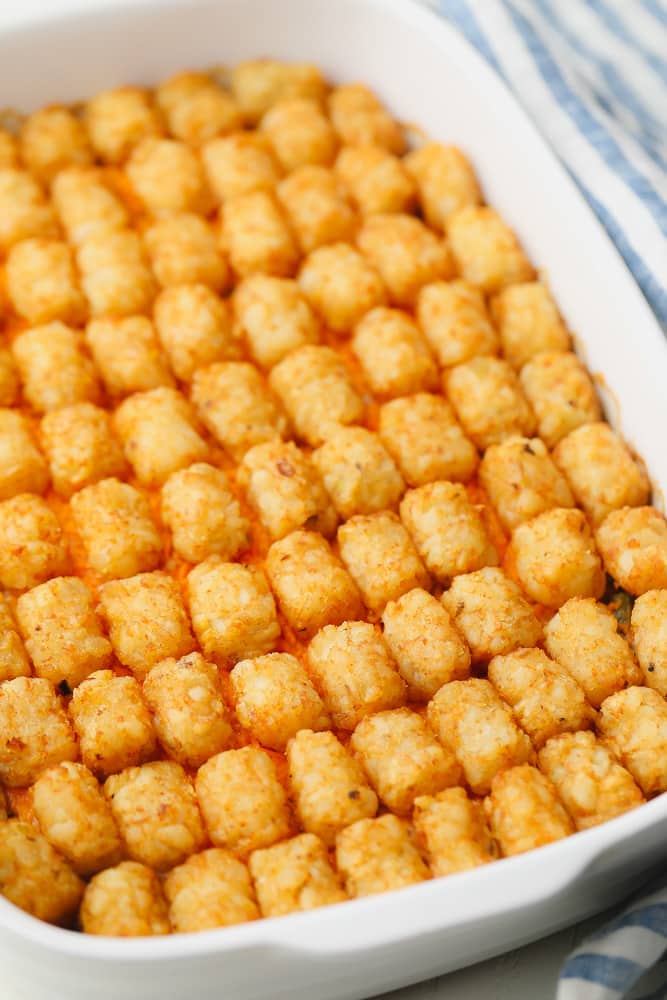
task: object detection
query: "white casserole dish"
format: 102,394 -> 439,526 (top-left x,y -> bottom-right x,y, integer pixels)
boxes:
1,0 -> 667,997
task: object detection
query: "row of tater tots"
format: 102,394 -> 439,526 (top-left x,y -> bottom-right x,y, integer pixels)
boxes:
1,59 -> 667,938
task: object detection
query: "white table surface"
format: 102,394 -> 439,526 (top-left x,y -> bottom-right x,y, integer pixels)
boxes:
0,2 -> 648,997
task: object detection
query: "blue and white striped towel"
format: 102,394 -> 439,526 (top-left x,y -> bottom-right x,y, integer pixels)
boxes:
558,875 -> 667,1000
429,2 -> 667,997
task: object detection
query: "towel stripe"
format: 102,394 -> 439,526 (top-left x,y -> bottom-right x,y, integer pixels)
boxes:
581,183 -> 667,322
589,905 -> 667,940
438,0 -> 503,72
641,0 -> 667,29
585,0 -> 667,84
560,954 -> 644,990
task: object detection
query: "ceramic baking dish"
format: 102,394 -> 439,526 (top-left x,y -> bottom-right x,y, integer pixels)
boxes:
1,0 -> 667,997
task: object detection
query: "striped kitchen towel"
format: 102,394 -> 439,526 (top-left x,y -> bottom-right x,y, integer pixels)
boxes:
557,875 -> 667,1000
429,3 -> 667,997
432,0 -> 667,330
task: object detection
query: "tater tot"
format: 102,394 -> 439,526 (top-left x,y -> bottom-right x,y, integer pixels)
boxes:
230,652 -> 330,750
221,190 -> 298,278
85,316 -> 174,399
0,168 -> 57,251
306,620 -> 406,729
250,834 -> 346,917
335,144 -> 415,216
32,761 -> 123,875
400,481 -> 498,584
84,87 -> 163,164
286,729 -> 377,845
187,557 -> 281,666
447,205 -> 534,293
416,280 -> 498,368
519,351 -> 601,448
0,129 -> 18,167
145,212 -> 229,291
488,647 -> 594,748
597,686 -> 667,795
81,861 -> 170,936
154,284 -> 241,381
337,512 -> 430,614
0,347 -> 19,408
231,60 -> 327,124
40,402 -> 128,498
196,746 -> 291,856
485,765 -> 573,856
538,731 -> 644,830
126,137 -> 213,216
0,592 -> 31,683
442,567 -> 543,661
479,436 -> 574,532
113,386 -> 208,487
156,71 -> 243,146
413,787 -> 496,877
16,576 -> 112,688
0,819 -> 83,923
381,588 -> 470,700
313,426 -> 405,519
336,814 -> 428,897
202,133 -> 281,203
6,238 -> 86,325
350,708 -> 460,813
596,506 -> 667,595
98,572 -> 195,680
261,98 -> 337,171
328,85 -> 404,154
631,590 -> 667,695
427,679 -> 533,795
69,670 -> 157,779
12,322 -> 100,415
553,423 -> 650,527
238,439 -> 336,540
143,652 -> 233,769
161,462 -> 250,563
191,361 -> 288,460
297,242 -> 386,334
277,165 -> 354,254
69,478 -> 162,581
0,493 -> 68,590
265,531 -> 364,637
444,356 -> 536,450
233,274 -> 318,370
269,345 -> 364,444
51,166 -> 129,245
0,410 -> 49,501
378,393 -> 478,487
351,307 -> 438,399
508,507 -> 605,608
404,143 -> 481,230
357,214 -> 453,307
77,229 -> 156,317
165,848 -> 258,933
105,760 -> 205,871
0,677 -> 77,787
490,282 -> 570,369
544,597 -> 642,707
20,106 -> 93,185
